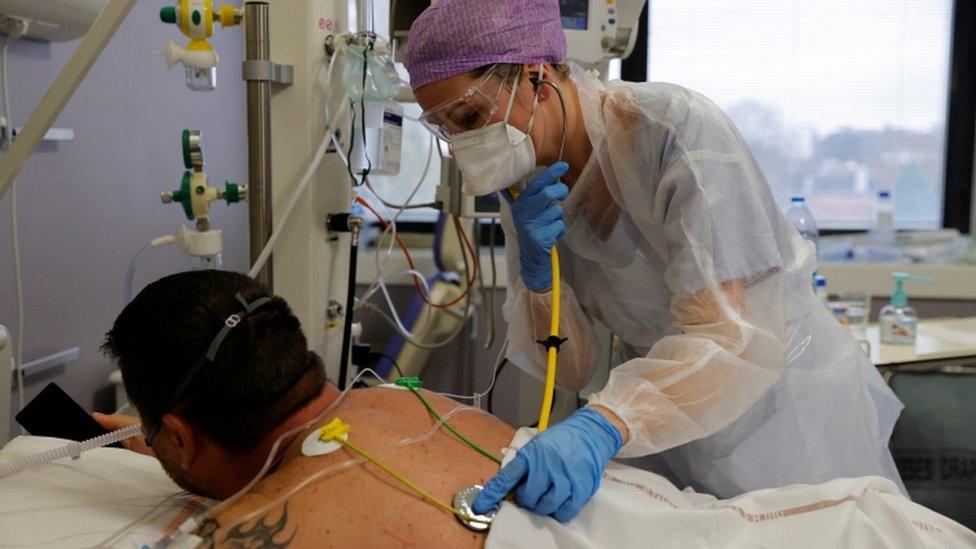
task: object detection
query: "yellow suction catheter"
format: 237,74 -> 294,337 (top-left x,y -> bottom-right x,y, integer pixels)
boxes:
538,246 -> 561,432
507,185 -> 562,432
519,71 -> 569,432
492,69 -> 568,432
539,248 -> 561,431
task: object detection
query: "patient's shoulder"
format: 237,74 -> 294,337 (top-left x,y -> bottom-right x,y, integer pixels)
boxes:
199,387 -> 513,547
325,386 -> 515,442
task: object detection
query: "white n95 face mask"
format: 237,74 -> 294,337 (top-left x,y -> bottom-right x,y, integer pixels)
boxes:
451,77 -> 539,196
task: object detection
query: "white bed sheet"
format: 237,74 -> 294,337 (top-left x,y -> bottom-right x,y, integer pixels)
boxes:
4,433 -> 975,549
487,429 -> 976,549
0,436 -> 204,549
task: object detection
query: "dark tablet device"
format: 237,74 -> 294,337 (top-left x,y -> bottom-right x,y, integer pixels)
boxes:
14,382 -> 115,445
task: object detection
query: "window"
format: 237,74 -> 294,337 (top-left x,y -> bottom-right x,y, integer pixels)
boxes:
646,0 -> 953,230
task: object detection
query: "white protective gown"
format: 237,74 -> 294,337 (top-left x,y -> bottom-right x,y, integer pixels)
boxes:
500,65 -> 906,498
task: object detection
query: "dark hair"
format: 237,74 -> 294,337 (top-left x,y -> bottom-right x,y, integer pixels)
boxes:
102,270 -> 326,453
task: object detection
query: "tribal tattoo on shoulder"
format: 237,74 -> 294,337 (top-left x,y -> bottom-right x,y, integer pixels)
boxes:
199,504 -> 298,548
196,518 -> 221,546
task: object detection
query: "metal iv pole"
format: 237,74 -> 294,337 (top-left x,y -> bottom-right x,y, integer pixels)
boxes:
243,1 -> 274,289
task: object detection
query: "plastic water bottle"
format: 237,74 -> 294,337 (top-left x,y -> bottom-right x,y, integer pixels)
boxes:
787,196 -> 819,256
814,274 -> 828,304
872,190 -> 895,245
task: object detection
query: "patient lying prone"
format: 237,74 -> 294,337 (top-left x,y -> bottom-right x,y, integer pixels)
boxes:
101,270 -> 516,547
97,271 -> 976,548
200,387 -> 513,547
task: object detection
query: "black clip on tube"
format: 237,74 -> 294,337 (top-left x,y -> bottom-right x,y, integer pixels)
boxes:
326,213 -> 364,389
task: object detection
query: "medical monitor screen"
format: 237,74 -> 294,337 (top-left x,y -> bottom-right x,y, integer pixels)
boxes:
560,0 -> 589,30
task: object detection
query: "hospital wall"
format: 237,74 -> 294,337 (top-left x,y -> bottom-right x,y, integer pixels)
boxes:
0,2 -> 248,437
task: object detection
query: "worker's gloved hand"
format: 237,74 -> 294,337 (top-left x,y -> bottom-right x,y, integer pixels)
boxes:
472,407 -> 623,523
502,162 -> 570,292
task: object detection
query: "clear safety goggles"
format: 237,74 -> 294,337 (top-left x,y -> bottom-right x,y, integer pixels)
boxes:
418,65 -> 520,142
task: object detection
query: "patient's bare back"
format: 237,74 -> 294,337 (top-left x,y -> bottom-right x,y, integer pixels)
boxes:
201,387 -> 515,548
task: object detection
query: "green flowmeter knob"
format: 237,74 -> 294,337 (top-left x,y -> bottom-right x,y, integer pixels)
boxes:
182,129 -> 191,167
182,129 -> 203,170
395,377 -> 423,389
166,171 -> 195,220
222,182 -> 243,204
160,6 -> 178,24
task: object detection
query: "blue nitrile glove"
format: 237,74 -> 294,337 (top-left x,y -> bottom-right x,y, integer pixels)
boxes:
502,162 -> 570,292
472,407 -> 623,523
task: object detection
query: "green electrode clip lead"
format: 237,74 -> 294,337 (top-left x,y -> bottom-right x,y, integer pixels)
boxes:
394,376 -> 503,465
395,377 -> 423,390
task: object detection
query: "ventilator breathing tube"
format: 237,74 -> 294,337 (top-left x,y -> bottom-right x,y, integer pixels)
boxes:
0,423 -> 143,479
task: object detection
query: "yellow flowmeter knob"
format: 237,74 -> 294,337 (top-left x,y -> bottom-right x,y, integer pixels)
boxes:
318,418 -> 351,442
217,4 -> 242,27
158,1 -> 242,92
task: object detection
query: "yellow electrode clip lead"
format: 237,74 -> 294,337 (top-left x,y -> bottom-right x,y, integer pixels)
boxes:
319,417 -> 488,526
507,185 -> 562,432
317,418 -> 351,443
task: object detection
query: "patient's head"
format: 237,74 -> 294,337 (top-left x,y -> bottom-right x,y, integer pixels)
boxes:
102,270 -> 327,498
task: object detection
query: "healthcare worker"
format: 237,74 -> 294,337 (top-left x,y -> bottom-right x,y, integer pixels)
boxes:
404,0 -> 906,523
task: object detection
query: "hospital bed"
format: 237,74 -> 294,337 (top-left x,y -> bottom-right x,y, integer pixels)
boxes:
3,431 -> 975,549
0,436 -> 205,548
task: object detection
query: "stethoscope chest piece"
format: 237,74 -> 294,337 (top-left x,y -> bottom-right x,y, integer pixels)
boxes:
453,484 -> 496,532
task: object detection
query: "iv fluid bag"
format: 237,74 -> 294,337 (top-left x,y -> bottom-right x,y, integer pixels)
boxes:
349,101 -> 403,177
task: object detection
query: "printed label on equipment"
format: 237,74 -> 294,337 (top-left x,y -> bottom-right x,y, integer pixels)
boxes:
381,106 -> 403,176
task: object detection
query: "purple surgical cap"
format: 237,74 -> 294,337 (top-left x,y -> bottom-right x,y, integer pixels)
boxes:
404,0 -> 567,90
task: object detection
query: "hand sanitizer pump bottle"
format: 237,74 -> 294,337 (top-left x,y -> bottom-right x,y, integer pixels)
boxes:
879,273 -> 934,345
